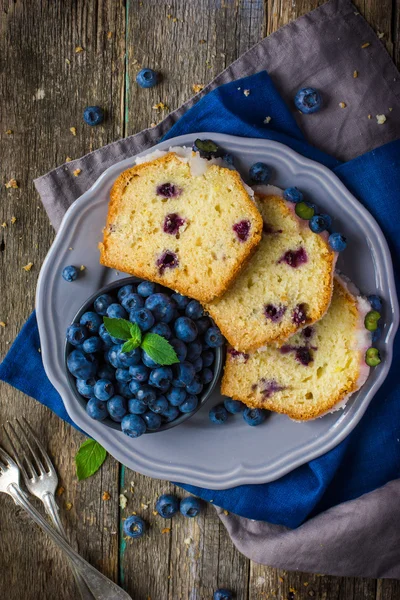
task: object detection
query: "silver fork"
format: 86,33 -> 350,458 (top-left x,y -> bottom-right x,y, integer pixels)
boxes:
2,420 -> 131,600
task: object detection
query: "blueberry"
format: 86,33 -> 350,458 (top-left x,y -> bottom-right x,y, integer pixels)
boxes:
80,311 -> 103,333
201,350 -> 215,367
136,384 -> 157,404
143,411 -> 162,430
129,364 -> 150,382
67,350 -> 97,379
145,293 -> 176,323
186,340 -> 202,362
76,377 -> 96,399
204,326 -> 224,348
222,153 -> 234,166
94,379 -> 114,401
99,323 -> 114,348
161,405 -> 180,422
185,300 -> 204,320
155,494 -> 180,518
83,105 -> 104,126
128,379 -> 142,395
150,322 -> 172,339
365,347 -> 381,367
107,395 -> 128,422
115,368 -> 132,383
123,514 -> 146,538
283,187 -> 303,203
319,213 -> 332,230
171,293 -> 190,310
180,496 -> 202,518
142,350 -> 160,368
117,381 -> 135,398
328,232 -> 347,252
149,367 -> 173,392
136,68 -> 157,88
121,293 -> 144,313
166,387 -> 187,406
108,344 -> 125,369
209,404 -> 228,424
192,356 -> 203,373
249,162 -> 271,184
179,394 -> 199,413
294,87 -> 322,114
174,316 -> 198,342
201,368 -> 214,385
224,398 -> 245,414
368,294 -> 383,312
172,362 -> 196,387
128,397 -> 147,414
186,376 -> 203,396
169,338 -> 187,362
309,215 -> 328,233
196,316 -> 211,335
86,398 -> 108,420
295,201 -> 315,220
148,395 -> 168,414
118,346 -> 142,368
62,265 -> 79,282
66,323 -> 89,346
121,414 -> 146,438
117,284 -> 136,303
243,407 -> 267,426
192,138 -> 220,159
130,308 -> 155,331
94,294 -> 114,315
137,280 -> 157,297
107,303 -> 128,319
214,589 -> 233,600
82,336 -> 103,353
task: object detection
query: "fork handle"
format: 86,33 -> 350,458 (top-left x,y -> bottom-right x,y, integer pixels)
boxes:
8,484 -> 132,600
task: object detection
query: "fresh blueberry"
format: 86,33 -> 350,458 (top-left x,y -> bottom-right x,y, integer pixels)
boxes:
196,316 -> 211,335
136,68 -> 157,88
243,407 -> 267,426
209,404 -> 228,424
148,395 -> 168,414
129,364 -> 150,382
161,404 -> 180,422
80,311 -> 103,333
143,411 -> 162,430
201,350 -> 215,367
192,356 -> 203,373
94,379 -> 114,401
294,87 -> 322,114
137,280 -> 157,297
115,368 -> 132,383
172,362 -> 196,388
128,380 -> 142,396
180,496 -> 202,518
328,232 -> 347,252
283,187 -> 303,203
117,284 -> 136,303
171,293 -> 190,310
295,201 -> 315,220
186,341 -> 202,362
121,414 -> 146,438
368,294 -> 383,312
83,105 -> 104,126
150,322 -> 172,339
118,346 -> 142,368
136,384 -> 157,405
121,293 -> 144,313
130,308 -> 155,331
106,303 -> 128,319
76,377 -> 96,399
67,350 -> 97,379
169,338 -> 187,362
142,350 -> 160,368
214,589 -> 233,600
186,376 -> 203,396
192,138 -> 220,159
145,293 -> 176,323
249,162 -> 271,184
185,300 -> 204,320
319,213 -> 332,230
166,387 -> 187,406
123,514 -> 146,538
94,293 -> 114,315
224,398 -> 245,414
204,326 -> 224,348
222,152 -> 234,166
149,367 -> 173,392
372,327 -> 382,343
128,397 -> 147,414
201,368 -> 214,385
174,316 -> 198,342
99,323 -> 114,348
62,265 -> 79,282
107,395 -> 127,422
117,381 -> 135,399
86,398 -> 108,420
108,344 -> 125,369
309,215 -> 328,233
66,323 -> 89,346
98,364 -> 115,380
179,394 -> 199,413
82,336 -> 103,353
155,494 -> 180,518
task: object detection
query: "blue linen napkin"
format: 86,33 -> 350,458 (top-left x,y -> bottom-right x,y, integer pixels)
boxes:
1,71 -> 399,528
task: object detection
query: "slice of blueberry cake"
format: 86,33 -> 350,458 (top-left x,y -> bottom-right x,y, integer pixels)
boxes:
221,276 -> 372,420
99,150 -> 263,303
206,187 -> 337,351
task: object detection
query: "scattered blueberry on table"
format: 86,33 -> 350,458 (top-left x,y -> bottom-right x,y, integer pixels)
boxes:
209,404 -> 229,425
123,515 -> 146,538
156,493 -> 180,518
294,87 -> 322,114
62,265 -> 79,282
136,67 -> 158,88
180,496 -> 202,518
243,407 -> 267,426
214,589 -> 234,600
83,106 -> 104,126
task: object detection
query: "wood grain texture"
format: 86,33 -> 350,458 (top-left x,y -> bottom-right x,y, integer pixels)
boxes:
0,0 -> 399,599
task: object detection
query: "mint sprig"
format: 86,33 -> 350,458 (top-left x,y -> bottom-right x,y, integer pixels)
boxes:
103,317 -> 179,366
75,439 -> 107,481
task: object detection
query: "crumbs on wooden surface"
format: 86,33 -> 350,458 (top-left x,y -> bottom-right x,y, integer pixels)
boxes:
5,178 -> 18,189
339,102 -> 347,108
279,577 -> 284,583
303,582 -> 309,587
376,114 -> 387,124
243,89 -> 251,97
353,70 -> 358,78
56,486 -> 65,496
119,494 -> 128,509
141,503 -> 149,509
161,527 -> 171,534
66,156 -> 72,163
1,222 -> 6,228
5,129 -> 13,135
361,42 -> 370,49
22,262 -> 33,272
263,116 -> 272,124
192,84 -> 204,94
102,491 -> 111,501
107,31 -> 113,40
65,502 -> 73,511
377,32 -> 385,39
73,168 -> 81,177
152,102 -> 169,111
150,122 -> 157,128
184,537 -> 192,545
152,510 -> 158,516
70,127 -> 77,136
75,46 -> 84,53
11,216 -> 16,224
65,58 -> 71,65
0,321 -> 6,328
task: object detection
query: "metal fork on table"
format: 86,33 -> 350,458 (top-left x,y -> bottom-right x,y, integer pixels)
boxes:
2,418 -> 131,600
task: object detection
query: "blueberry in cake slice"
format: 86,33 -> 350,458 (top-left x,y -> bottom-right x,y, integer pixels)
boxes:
221,276 -> 373,420
99,148 -> 263,303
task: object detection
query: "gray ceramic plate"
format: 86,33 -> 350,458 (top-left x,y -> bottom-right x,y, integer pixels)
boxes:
36,133 -> 399,489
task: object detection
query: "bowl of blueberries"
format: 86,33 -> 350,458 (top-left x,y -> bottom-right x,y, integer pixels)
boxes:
65,276 -> 224,438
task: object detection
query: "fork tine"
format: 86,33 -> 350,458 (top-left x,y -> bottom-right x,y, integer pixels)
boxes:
20,416 -> 54,473
3,423 -> 31,481
0,444 -> 18,469
13,419 -> 46,476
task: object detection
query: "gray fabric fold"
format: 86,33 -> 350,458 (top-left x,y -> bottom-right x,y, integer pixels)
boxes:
34,0 -> 400,578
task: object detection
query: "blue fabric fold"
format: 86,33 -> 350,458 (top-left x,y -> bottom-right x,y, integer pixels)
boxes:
1,71 -> 399,528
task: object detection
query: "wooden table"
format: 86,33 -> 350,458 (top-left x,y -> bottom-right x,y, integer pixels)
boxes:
0,1 -> 399,598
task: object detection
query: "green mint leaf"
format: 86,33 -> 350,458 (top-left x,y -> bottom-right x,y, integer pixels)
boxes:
75,439 -> 107,481
121,338 -> 140,353
129,322 -> 142,346
141,333 -> 179,366
103,317 -> 132,341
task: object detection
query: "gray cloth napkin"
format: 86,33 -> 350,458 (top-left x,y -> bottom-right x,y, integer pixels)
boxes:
34,0 -> 400,578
